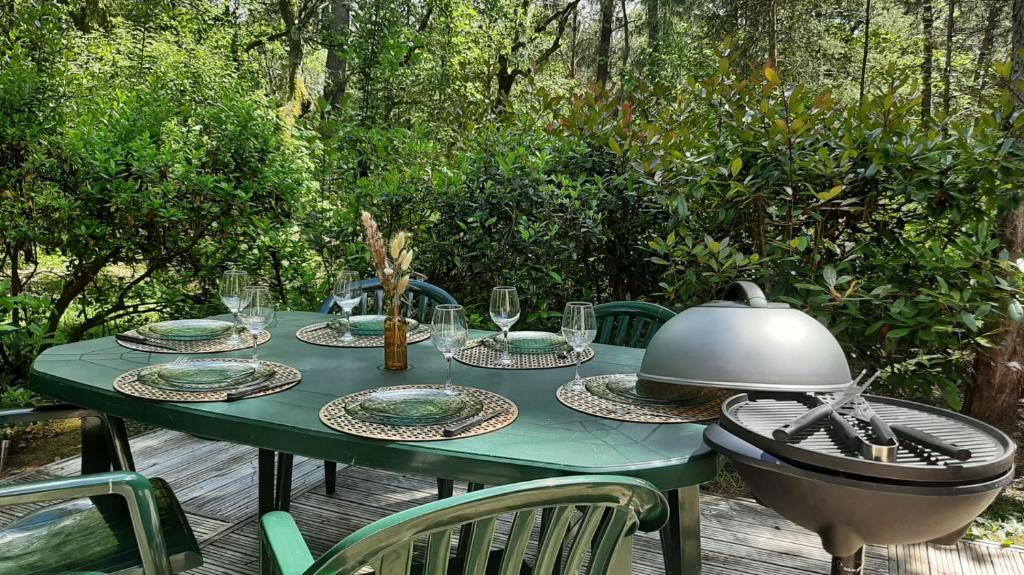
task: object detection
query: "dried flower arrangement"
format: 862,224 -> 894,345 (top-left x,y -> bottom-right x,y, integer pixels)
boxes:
361,211 -> 414,315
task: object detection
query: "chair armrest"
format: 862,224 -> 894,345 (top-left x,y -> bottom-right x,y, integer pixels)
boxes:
0,471 -> 174,575
0,404 -> 103,427
261,511 -> 316,575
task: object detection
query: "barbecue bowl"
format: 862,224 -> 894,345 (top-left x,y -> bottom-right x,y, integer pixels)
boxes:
704,423 -> 1015,558
638,281 -> 852,393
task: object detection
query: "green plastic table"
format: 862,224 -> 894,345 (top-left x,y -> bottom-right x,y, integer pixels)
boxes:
30,311 -> 717,575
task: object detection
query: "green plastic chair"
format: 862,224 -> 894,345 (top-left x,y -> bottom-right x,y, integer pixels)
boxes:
0,406 -> 201,575
319,278 -> 458,324
318,277 -> 459,498
593,301 -> 676,349
260,475 -> 668,575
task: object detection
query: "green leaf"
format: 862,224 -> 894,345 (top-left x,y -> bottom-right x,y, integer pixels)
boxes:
938,380 -> 962,411
961,311 -> 979,332
886,328 -> 912,339
823,265 -> 837,289
1009,299 -> 1024,323
729,157 -> 742,177
815,184 -> 843,201
764,66 -> 780,86
608,137 -> 621,155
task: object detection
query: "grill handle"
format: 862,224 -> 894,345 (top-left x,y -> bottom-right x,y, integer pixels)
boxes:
772,403 -> 833,441
891,424 -> 972,461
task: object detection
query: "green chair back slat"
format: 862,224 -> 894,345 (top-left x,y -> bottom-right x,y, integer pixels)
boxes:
585,509 -> 630,575
378,542 -> 413,575
593,301 -> 676,349
563,507 -> 606,575
266,475 -> 667,575
497,509 -> 537,575
318,279 -> 457,324
424,529 -> 453,575
532,505 -> 574,575
463,516 -> 498,574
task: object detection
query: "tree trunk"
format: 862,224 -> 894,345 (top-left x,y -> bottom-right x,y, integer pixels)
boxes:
279,0 -> 310,123
620,0 -> 630,67
646,0 -> 659,51
767,0 -> 778,70
965,0 -> 1024,432
494,54 -> 517,113
859,0 -> 871,106
569,4 -> 579,78
921,0 -> 935,122
941,0 -> 955,122
973,0 -> 1003,104
324,0 -> 351,110
596,0 -> 613,87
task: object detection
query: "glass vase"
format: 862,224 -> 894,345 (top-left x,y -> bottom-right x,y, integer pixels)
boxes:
384,304 -> 408,370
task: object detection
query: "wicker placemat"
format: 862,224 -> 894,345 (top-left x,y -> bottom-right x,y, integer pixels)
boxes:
296,322 -> 432,348
556,374 -> 730,423
113,359 -> 301,402
116,329 -> 270,353
454,343 -> 594,370
320,385 -> 518,441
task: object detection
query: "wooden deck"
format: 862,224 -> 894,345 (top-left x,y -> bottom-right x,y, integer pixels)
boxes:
5,428 -> 1023,575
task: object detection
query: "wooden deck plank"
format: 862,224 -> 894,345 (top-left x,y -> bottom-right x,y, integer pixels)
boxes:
6,429 -> 1024,575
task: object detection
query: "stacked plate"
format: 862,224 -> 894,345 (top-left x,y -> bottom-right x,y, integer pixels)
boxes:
326,315 -> 421,336
137,319 -> 237,342
345,388 -> 482,427
136,359 -> 276,393
483,331 -> 569,354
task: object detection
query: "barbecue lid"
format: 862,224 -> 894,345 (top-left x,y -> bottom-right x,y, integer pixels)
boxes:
718,392 -> 1016,484
638,281 -> 852,392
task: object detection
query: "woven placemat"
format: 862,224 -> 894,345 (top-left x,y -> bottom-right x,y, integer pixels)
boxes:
320,385 -> 518,441
116,329 -> 270,354
556,374 -> 730,423
296,322 -> 431,348
454,343 -> 595,370
113,359 -> 301,402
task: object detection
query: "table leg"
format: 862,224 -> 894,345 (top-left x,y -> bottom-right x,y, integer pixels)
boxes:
81,415 -> 112,474
275,452 -> 294,512
437,478 -> 454,499
659,486 -> 702,575
106,416 -> 135,471
324,461 -> 337,494
258,449 -> 275,518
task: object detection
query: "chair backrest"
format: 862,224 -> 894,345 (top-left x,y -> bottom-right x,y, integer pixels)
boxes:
319,278 -> 458,323
593,301 -> 676,348
305,475 -> 668,575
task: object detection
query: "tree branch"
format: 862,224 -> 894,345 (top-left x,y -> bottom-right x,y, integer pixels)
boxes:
244,30 -> 287,52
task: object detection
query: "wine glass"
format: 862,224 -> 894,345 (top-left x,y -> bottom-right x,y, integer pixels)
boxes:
333,270 -> 362,343
239,286 -> 274,367
219,270 -> 248,345
561,302 -> 596,390
489,286 -> 520,366
431,304 -> 468,395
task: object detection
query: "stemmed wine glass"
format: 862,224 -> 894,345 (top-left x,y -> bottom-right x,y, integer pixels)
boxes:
561,302 -> 596,390
219,270 -> 248,345
431,304 -> 468,395
489,286 -> 520,366
239,286 -> 275,368
333,270 -> 362,343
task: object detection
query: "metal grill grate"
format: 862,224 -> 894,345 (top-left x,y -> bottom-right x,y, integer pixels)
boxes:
721,393 -> 1014,483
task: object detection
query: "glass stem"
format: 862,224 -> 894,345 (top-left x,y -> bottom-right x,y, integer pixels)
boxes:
251,336 -> 259,365
503,328 -> 510,360
344,308 -> 352,339
574,351 -> 581,381
446,356 -> 453,389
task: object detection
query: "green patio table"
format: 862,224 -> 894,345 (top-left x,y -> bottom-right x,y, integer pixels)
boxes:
29,311 -> 718,575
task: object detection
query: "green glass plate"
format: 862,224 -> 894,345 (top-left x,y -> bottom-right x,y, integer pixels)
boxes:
327,315 -> 420,336
586,375 -> 708,406
483,331 -> 569,354
138,360 -> 275,392
345,388 -> 483,426
142,319 -> 235,341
